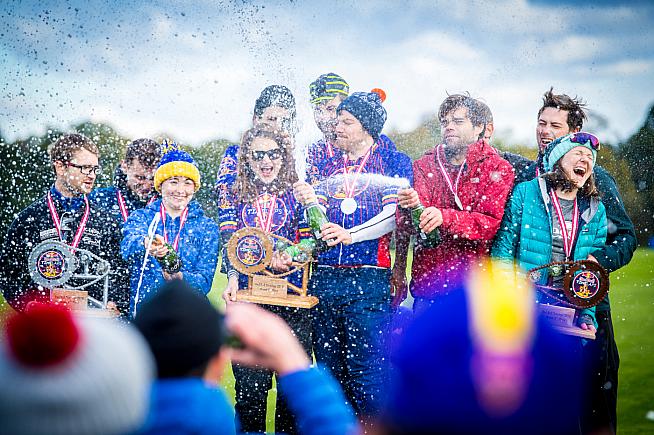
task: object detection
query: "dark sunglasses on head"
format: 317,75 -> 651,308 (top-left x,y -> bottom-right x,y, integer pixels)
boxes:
570,132 -> 600,150
251,148 -> 282,161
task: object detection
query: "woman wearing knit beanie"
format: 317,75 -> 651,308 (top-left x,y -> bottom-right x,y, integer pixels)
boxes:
492,132 -> 606,334
219,125 -> 313,434
120,141 -> 220,317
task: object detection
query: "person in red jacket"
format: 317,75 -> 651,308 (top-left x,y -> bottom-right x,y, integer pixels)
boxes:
397,94 -> 514,314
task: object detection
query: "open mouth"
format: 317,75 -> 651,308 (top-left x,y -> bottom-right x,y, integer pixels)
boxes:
573,166 -> 587,177
260,166 -> 273,177
540,137 -> 553,147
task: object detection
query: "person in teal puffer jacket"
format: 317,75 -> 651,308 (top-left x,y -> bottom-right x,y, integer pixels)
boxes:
492,132 -> 607,332
121,141 -> 219,318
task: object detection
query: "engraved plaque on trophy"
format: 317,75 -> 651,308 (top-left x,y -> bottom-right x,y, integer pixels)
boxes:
529,260 -> 609,340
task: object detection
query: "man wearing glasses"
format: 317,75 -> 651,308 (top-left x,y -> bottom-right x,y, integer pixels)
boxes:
91,138 -> 161,224
0,133 -> 130,315
501,88 -> 637,435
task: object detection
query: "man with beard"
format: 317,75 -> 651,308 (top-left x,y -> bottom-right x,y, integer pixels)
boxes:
0,133 -> 130,315
306,72 -> 350,185
294,90 -> 412,421
397,94 -> 514,314
502,88 -> 637,434
90,138 -> 161,224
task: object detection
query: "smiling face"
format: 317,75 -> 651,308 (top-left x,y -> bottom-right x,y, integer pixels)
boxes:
54,148 -> 99,196
335,110 -> 370,152
161,176 -> 195,212
536,107 -> 579,153
248,137 -> 283,184
558,146 -> 595,188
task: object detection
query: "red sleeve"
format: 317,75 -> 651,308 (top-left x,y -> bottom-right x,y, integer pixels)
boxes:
440,159 -> 514,241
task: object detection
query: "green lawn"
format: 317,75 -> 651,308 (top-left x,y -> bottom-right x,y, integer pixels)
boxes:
2,249 -> 652,433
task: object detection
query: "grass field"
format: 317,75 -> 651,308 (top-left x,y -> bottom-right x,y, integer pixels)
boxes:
1,249 -> 652,433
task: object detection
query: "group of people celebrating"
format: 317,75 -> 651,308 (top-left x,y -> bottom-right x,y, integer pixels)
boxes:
0,71 -> 637,435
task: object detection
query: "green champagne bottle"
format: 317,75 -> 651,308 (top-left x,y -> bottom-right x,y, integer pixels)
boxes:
305,201 -> 330,252
276,238 -> 317,263
412,202 -> 441,247
157,242 -> 182,274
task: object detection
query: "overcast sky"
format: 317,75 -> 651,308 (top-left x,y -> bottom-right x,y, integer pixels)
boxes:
1,0 -> 653,147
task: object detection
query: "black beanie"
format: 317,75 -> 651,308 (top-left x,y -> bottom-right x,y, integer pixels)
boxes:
134,280 -> 225,378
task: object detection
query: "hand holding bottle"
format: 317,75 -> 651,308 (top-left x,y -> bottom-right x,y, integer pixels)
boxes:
293,181 -> 317,205
144,234 -> 168,258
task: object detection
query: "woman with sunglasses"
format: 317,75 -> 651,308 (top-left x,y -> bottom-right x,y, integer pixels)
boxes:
219,125 -> 312,434
492,132 -> 606,334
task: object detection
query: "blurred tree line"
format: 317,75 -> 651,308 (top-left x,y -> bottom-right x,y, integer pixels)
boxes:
1,104 -> 653,246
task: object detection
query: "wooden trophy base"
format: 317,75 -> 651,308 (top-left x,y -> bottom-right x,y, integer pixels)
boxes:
539,304 -> 595,340
236,275 -> 319,309
50,288 -> 119,319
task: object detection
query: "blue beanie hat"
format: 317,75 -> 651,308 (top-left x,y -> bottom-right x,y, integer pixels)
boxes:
337,91 -> 387,140
543,132 -> 599,172
383,265 -> 583,433
154,140 -> 201,192
309,72 -> 349,104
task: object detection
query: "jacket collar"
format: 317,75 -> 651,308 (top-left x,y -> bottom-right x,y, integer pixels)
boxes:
425,139 -> 499,168
49,185 -> 85,213
537,177 -> 600,223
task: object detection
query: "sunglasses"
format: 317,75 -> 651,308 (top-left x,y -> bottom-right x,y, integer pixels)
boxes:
570,132 -> 600,150
251,148 -> 283,161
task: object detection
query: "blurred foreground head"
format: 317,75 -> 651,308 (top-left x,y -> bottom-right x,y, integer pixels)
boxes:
380,263 -> 582,434
0,303 -> 153,435
134,279 -> 227,379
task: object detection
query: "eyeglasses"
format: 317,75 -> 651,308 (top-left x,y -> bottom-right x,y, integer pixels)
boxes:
67,162 -> 102,175
570,132 -> 600,150
251,149 -> 283,161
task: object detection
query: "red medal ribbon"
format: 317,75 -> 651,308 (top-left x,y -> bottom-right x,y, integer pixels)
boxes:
160,203 -> 189,252
254,193 -> 278,233
549,189 -> 579,260
47,192 -> 90,249
117,191 -> 157,222
341,146 -> 373,200
436,144 -> 465,210
326,141 -> 335,158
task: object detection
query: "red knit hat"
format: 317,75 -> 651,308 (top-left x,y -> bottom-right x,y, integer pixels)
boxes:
0,303 -> 154,435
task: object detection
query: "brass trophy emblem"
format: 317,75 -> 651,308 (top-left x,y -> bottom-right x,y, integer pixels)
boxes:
528,260 -> 609,339
28,240 -> 118,317
226,227 -> 318,308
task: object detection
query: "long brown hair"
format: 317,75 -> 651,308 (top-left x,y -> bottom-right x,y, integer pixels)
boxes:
542,161 -> 600,198
234,126 -> 298,204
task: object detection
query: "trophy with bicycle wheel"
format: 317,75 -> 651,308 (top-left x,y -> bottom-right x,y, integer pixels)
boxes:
528,260 -> 609,339
28,240 -> 119,318
226,227 -> 319,308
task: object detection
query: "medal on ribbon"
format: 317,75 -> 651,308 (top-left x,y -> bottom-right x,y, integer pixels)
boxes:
340,147 -> 372,215
436,144 -> 465,210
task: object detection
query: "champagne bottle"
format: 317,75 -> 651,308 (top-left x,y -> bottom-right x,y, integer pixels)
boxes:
412,202 -> 441,247
276,238 -> 317,263
157,242 -> 182,274
305,201 -> 330,252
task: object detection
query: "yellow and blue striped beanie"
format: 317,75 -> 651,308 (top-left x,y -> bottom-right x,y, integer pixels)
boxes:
154,140 -> 201,192
309,72 -> 349,104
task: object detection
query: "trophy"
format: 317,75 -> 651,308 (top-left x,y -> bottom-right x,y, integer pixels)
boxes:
28,240 -> 118,317
528,260 -> 609,339
226,227 -> 318,308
